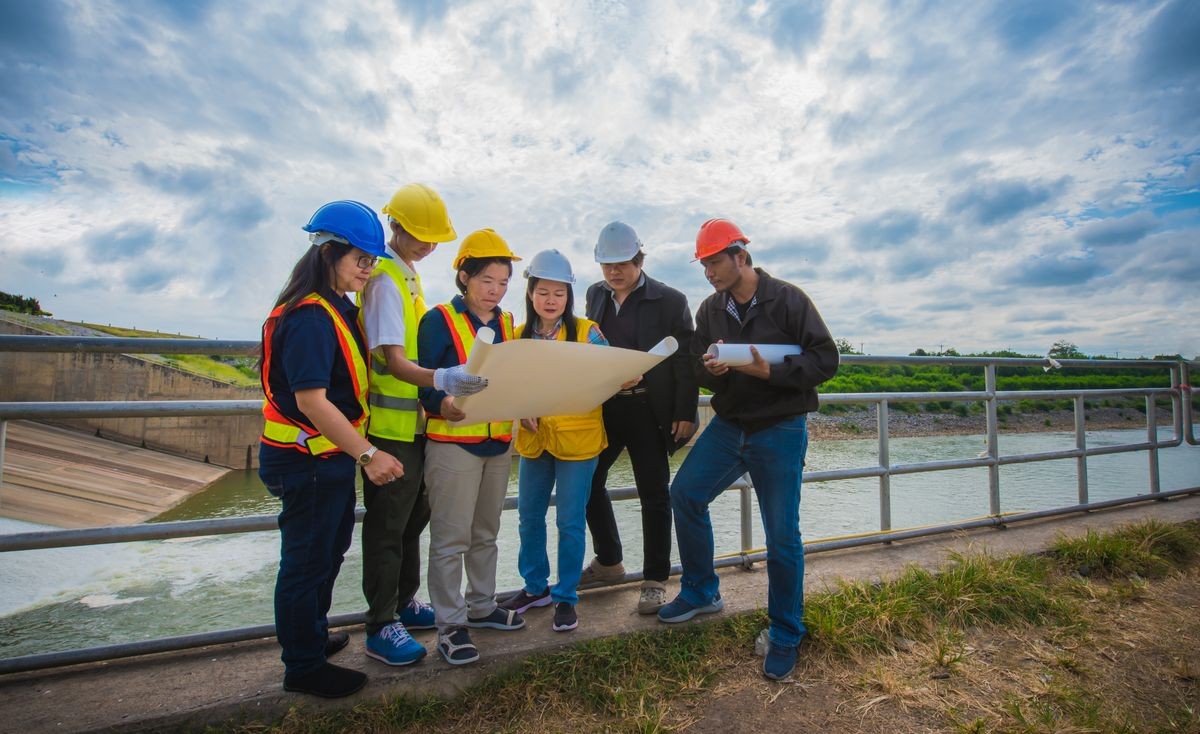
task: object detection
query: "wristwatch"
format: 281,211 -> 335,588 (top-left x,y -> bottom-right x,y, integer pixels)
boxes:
357,446 -> 378,466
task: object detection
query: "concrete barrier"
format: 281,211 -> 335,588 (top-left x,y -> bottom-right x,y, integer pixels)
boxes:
0,319 -> 261,469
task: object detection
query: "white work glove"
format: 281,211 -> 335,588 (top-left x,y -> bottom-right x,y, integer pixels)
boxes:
434,365 -> 488,397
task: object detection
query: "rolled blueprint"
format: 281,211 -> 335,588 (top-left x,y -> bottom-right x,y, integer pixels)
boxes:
705,343 -> 803,366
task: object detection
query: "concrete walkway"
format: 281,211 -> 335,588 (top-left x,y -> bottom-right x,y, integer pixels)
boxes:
0,492 -> 1197,733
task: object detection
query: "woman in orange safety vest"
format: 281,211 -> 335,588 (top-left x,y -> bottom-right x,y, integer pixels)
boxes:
416,229 -> 525,667
258,200 -> 403,699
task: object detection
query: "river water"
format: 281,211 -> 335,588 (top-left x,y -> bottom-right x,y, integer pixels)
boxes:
1,427 -> 1197,659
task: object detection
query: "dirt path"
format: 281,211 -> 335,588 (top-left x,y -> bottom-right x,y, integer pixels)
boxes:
676,567 -> 1200,733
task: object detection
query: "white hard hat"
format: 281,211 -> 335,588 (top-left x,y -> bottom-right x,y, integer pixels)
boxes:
594,221 -> 643,263
523,248 -> 575,284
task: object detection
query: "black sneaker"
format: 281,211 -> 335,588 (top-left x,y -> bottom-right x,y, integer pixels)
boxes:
437,626 -> 480,666
552,602 -> 578,632
501,588 -> 552,614
324,631 -> 350,658
283,662 -> 368,698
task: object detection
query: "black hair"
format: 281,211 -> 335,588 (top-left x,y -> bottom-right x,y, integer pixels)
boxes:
455,256 -> 513,294
630,250 -> 645,267
271,242 -> 349,314
723,243 -> 752,266
520,276 -> 578,340
258,241 -> 350,368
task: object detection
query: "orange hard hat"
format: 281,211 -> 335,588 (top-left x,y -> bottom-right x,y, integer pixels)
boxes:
694,218 -> 750,260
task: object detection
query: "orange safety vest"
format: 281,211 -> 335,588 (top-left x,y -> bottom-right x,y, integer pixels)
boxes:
424,303 -> 514,444
260,293 -> 369,456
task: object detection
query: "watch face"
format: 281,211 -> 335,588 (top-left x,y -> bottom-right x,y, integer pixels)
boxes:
359,452 -> 372,465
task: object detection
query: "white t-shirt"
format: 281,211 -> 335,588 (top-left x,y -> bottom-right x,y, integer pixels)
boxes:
361,251 -> 421,356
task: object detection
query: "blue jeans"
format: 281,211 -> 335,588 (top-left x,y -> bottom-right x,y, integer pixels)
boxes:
670,414 -> 809,647
260,456 -> 357,676
517,453 -> 598,605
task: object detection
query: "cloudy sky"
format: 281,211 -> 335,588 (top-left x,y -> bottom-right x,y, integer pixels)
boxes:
2,0 -> 1197,357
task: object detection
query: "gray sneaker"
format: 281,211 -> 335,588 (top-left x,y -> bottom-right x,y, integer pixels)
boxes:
579,558 -> 626,585
637,582 -> 668,615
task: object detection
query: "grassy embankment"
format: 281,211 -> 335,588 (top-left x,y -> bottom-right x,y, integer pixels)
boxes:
71,321 -> 258,387
227,519 -> 1200,733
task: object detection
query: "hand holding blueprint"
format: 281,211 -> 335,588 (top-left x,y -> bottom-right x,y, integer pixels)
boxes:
451,328 -> 678,425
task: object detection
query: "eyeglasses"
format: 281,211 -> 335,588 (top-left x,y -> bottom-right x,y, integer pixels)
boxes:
356,255 -> 379,270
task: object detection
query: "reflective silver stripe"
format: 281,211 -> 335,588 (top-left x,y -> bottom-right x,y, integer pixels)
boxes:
371,356 -> 390,376
368,393 -> 419,411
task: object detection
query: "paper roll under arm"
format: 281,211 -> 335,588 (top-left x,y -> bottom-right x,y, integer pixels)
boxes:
705,343 -> 803,366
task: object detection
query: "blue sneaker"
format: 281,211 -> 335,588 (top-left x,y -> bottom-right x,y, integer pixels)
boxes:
763,639 -> 800,680
657,593 -> 724,623
365,622 -> 426,666
398,598 -> 436,630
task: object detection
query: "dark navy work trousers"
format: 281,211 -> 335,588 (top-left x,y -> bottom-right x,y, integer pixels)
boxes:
261,456 -> 357,676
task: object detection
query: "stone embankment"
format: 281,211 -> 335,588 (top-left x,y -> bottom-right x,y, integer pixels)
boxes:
807,405 -> 1173,441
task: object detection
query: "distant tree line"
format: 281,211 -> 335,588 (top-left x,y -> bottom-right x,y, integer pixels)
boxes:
0,291 -> 51,316
824,339 -> 1194,410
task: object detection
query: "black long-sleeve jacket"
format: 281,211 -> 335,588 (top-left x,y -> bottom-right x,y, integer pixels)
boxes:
586,273 -> 700,453
693,268 -> 839,433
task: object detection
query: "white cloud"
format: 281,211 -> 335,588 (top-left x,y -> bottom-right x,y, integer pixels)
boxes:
0,0 -> 1196,358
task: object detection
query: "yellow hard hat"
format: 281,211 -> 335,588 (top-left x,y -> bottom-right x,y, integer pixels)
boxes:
381,183 -> 457,243
452,228 -> 522,269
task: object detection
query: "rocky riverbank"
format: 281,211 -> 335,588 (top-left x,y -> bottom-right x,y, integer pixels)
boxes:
807,405 -> 1178,441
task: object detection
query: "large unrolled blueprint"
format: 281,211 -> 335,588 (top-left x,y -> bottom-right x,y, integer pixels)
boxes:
705,343 -> 803,366
451,328 -> 678,425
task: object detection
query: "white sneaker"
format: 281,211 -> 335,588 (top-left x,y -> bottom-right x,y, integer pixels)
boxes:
637,582 -> 668,615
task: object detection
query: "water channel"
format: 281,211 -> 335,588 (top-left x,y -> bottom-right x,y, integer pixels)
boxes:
1,427 -> 1197,660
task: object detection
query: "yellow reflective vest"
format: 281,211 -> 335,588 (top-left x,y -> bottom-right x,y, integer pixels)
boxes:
260,293 -> 369,456
513,319 -> 608,461
357,258 -> 425,442
424,303 -> 515,444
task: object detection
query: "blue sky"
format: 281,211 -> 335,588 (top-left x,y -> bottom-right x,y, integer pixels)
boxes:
1,0 -> 1197,357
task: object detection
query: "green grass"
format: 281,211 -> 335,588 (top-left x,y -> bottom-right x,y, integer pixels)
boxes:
1050,520 -> 1198,579
226,520 -> 1200,734
804,551 -> 1078,656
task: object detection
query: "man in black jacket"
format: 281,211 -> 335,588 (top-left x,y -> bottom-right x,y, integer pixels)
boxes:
657,218 -> 838,682
583,221 -> 699,614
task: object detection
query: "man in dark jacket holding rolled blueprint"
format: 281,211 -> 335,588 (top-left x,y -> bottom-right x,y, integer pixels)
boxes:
657,217 -> 838,683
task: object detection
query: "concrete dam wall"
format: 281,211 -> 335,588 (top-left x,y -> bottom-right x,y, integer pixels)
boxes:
0,320 -> 261,470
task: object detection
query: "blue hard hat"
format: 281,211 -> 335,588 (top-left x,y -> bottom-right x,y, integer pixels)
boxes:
302,200 -> 389,258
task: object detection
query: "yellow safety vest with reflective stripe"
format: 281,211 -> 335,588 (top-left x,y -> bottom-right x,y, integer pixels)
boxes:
357,258 -> 424,442
514,319 -> 608,461
260,293 -> 369,456
425,303 -> 514,444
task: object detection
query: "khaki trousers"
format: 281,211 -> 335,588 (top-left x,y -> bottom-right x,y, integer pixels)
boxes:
424,440 -> 511,629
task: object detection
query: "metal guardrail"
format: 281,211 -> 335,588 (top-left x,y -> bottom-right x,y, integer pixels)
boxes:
0,336 -> 1197,675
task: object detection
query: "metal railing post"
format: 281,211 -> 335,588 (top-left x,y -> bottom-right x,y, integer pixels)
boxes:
878,399 -> 891,532
1074,396 -> 1088,505
1147,394 -> 1161,494
0,419 -> 6,509
985,364 -> 1000,515
739,476 -> 754,567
